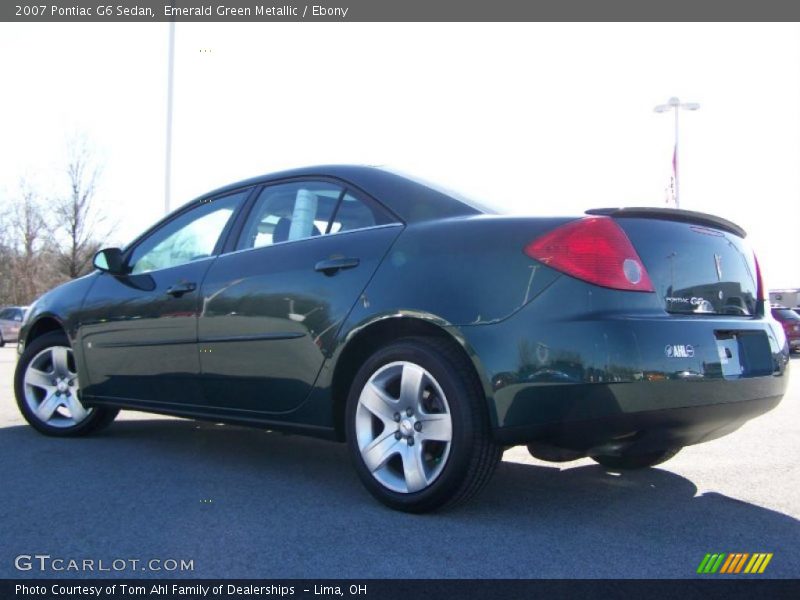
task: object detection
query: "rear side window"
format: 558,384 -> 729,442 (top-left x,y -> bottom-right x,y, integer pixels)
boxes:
236,181 -> 395,250
238,181 -> 341,250
329,191 -> 395,234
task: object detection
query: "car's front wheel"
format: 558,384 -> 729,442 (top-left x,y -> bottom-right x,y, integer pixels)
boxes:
591,447 -> 681,470
345,337 -> 502,513
15,331 -> 118,436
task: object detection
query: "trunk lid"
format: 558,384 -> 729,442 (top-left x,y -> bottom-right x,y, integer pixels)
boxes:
587,208 -> 759,316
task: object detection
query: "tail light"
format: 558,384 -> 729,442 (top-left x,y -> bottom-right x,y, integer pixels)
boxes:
524,216 -> 654,292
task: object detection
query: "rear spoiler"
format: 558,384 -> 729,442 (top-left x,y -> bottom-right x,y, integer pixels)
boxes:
585,207 -> 747,239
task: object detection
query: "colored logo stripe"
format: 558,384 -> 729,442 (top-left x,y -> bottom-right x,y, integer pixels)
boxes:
720,553 -> 749,573
744,553 -> 773,574
698,553 -> 773,574
697,553 -> 726,573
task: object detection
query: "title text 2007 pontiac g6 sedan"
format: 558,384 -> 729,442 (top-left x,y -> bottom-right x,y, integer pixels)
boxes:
14,166 -> 789,512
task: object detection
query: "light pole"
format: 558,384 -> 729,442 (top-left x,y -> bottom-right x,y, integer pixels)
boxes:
165,20 -> 176,215
654,97 -> 700,208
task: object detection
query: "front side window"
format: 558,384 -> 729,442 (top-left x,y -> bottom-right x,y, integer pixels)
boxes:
128,191 -> 246,274
237,181 -> 395,251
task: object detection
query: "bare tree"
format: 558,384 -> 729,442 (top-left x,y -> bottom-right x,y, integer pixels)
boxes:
52,139 -> 107,279
0,201 -> 13,303
0,137 -> 112,306
6,184 -> 54,304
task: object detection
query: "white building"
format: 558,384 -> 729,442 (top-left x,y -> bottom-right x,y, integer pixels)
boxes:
769,288 -> 800,308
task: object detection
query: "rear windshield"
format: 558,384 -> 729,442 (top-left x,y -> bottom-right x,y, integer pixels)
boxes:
617,219 -> 758,316
773,308 -> 800,321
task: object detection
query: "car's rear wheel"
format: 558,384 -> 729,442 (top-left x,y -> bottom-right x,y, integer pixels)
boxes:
15,331 -> 118,437
591,447 -> 681,470
345,337 -> 502,513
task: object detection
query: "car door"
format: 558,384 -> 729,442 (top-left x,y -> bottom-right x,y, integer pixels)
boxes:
10,308 -> 24,340
197,179 -> 402,416
78,189 -> 250,409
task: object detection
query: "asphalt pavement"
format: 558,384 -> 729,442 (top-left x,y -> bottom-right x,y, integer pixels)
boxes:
1,345 -> 798,579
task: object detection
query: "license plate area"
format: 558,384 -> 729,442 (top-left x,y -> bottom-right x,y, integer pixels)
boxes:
715,330 -> 772,379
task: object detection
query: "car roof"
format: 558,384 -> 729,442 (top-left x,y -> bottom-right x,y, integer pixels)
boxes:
196,165 -> 485,224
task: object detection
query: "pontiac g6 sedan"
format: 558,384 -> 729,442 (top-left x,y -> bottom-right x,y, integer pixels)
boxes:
15,166 -> 790,512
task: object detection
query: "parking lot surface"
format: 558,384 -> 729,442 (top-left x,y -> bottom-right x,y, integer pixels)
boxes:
1,346 -> 798,578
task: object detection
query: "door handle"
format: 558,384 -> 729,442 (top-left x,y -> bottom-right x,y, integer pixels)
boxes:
165,281 -> 197,297
314,257 -> 360,276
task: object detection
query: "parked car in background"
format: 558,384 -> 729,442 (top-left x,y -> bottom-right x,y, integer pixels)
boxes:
771,307 -> 800,353
0,306 -> 27,347
13,166 -> 791,512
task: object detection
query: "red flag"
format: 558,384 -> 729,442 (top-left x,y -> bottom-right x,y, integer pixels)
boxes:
672,144 -> 677,177
665,144 -> 677,208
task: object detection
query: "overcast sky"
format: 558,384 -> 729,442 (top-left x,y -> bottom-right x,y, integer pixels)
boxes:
1,23 -> 798,287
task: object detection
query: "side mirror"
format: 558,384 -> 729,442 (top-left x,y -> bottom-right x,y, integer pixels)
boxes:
93,248 -> 126,275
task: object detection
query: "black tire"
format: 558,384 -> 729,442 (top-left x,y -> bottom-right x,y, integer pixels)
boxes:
0,332 -> 5,347
15,330 -> 119,437
345,336 -> 502,513
591,447 -> 681,470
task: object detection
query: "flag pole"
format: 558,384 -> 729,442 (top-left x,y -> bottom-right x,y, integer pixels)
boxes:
654,97 -> 700,210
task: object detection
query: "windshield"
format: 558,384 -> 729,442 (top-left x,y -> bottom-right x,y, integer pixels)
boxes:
773,308 -> 800,321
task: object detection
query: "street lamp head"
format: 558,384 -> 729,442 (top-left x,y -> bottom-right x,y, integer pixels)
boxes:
654,98 -> 700,113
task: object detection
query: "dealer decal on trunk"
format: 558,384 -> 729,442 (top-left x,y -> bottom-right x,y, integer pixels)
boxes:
665,344 -> 695,358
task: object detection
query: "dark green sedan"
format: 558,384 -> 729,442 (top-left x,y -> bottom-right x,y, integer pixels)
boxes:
14,166 -> 790,512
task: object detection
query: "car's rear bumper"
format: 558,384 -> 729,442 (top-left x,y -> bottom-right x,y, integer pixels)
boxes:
458,278 -> 790,449
490,379 -> 783,450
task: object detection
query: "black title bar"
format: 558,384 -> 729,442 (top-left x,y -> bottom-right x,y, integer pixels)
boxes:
4,579 -> 800,600
4,0 -> 800,22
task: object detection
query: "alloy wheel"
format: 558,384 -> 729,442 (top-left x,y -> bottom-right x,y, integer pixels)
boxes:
22,345 -> 92,428
355,360 -> 453,493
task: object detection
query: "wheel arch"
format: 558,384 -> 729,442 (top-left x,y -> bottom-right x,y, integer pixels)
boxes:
329,314 -> 495,441
24,314 -> 67,347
